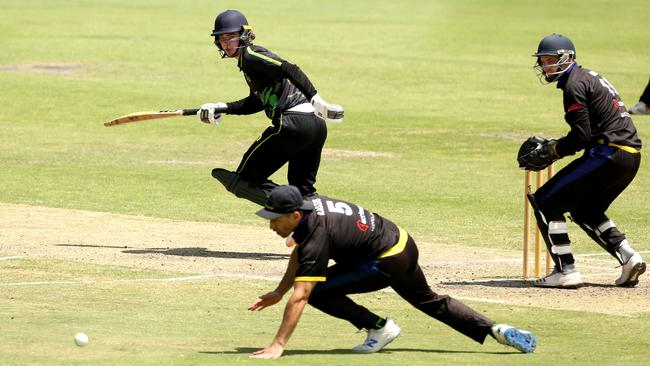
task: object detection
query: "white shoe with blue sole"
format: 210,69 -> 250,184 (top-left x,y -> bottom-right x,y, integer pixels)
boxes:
492,324 -> 537,353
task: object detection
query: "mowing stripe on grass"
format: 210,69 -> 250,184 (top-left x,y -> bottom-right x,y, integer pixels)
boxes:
0,272 -> 280,287
2,268 -> 643,313
0,256 -> 23,261
0,271 -> 515,308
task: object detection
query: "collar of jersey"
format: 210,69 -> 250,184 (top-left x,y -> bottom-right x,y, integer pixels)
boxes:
556,62 -> 577,89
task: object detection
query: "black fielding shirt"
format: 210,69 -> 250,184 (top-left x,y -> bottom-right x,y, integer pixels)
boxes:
290,195 -> 401,282
556,63 -> 642,157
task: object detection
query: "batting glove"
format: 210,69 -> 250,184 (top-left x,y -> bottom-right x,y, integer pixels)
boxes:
198,102 -> 228,125
310,94 -> 344,123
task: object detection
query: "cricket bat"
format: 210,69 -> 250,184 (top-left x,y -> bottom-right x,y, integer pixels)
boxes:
104,109 -> 200,127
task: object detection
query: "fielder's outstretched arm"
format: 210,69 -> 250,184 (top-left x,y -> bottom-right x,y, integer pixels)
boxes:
275,247 -> 299,294
248,247 -> 298,311
250,280 -> 316,359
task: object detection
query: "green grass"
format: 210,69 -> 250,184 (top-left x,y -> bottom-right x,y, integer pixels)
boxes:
1,259 -> 649,366
1,0 -> 649,249
1,0 -> 650,364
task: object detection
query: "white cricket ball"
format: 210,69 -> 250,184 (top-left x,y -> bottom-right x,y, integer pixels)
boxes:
74,332 -> 89,347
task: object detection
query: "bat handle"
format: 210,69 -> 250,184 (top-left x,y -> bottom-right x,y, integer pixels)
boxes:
182,109 -> 200,116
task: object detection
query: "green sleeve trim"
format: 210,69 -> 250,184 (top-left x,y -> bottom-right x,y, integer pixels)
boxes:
247,47 -> 282,67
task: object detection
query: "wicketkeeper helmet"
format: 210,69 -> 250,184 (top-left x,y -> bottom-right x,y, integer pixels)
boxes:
212,10 -> 255,58
532,33 -> 576,83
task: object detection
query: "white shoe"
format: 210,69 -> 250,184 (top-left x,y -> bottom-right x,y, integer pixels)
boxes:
492,324 -> 537,353
352,318 -> 400,353
615,253 -> 646,287
534,267 -> 583,288
629,101 -> 650,115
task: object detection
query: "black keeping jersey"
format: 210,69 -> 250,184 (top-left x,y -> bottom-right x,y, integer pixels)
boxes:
237,45 -> 309,121
291,195 -> 401,282
557,64 -> 641,156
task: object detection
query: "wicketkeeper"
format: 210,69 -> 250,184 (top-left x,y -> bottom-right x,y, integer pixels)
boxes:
247,185 -> 537,359
199,10 -> 343,206
518,33 -> 646,288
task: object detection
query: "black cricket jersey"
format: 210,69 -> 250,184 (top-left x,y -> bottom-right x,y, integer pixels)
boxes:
556,64 -> 642,157
291,195 -> 402,282
226,45 -> 317,123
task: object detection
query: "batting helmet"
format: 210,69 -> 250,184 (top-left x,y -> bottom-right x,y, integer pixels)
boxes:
211,10 -> 255,58
532,33 -> 576,83
533,33 -> 576,58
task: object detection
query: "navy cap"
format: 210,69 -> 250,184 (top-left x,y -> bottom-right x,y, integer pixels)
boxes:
256,185 -> 314,219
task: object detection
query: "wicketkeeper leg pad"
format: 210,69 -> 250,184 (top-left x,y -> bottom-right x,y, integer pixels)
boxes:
573,215 -> 631,265
528,193 -> 575,270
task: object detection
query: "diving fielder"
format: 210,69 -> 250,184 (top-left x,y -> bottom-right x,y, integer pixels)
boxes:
518,33 -> 646,288
247,185 -> 536,359
198,10 -> 343,206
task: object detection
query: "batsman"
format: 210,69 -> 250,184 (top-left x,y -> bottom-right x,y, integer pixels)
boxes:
518,33 -> 646,289
198,10 -> 343,206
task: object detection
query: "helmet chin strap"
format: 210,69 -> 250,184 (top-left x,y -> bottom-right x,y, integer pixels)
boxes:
216,39 -> 245,58
221,48 -> 241,58
534,56 -> 574,84
216,31 -> 253,59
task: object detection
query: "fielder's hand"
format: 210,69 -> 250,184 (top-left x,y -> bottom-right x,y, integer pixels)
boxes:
251,343 -> 284,359
248,291 -> 283,311
198,102 -> 228,125
310,94 -> 344,123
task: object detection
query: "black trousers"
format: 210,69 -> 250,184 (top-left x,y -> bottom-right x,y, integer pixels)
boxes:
532,145 -> 641,267
236,112 -> 327,196
308,235 -> 494,344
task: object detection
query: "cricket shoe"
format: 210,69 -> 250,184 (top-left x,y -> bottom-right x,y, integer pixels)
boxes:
533,266 -> 583,289
615,253 -> 646,287
352,318 -> 400,353
629,101 -> 650,115
491,324 -> 537,353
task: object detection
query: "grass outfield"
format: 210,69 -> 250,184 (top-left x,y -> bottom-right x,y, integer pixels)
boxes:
1,0 -> 649,364
1,259 -> 649,366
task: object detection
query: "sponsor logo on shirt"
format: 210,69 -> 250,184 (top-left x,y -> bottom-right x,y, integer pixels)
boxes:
357,206 -> 367,224
312,198 -> 325,216
355,206 -> 369,232
356,220 -> 369,232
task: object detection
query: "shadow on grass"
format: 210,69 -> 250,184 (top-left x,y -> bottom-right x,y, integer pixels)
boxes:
122,247 -> 289,260
56,243 -> 289,260
201,347 -> 516,355
440,279 -> 531,288
441,279 -> 614,288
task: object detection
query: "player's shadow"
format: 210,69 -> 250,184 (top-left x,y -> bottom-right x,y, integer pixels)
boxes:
441,279 -> 611,288
55,243 -> 288,261
202,347 -> 515,356
440,279 -> 531,288
123,247 -> 289,260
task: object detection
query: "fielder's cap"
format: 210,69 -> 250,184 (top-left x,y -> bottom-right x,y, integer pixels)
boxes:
256,185 -> 314,220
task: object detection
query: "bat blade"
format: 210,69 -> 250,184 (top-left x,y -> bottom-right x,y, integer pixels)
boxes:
104,109 -> 199,127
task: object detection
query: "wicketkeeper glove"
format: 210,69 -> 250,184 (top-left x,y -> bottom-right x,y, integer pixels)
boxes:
517,136 -> 559,171
198,102 -> 228,125
310,94 -> 344,123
